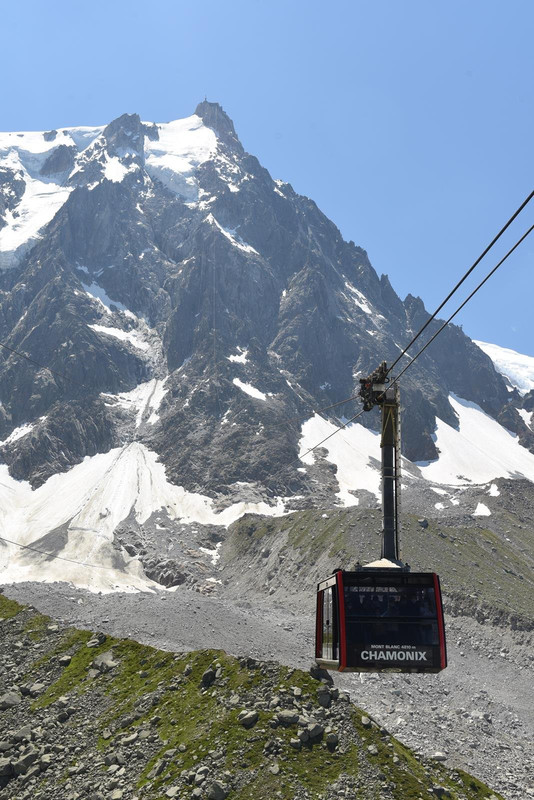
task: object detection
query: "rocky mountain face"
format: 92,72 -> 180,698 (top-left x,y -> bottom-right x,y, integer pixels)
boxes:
0,101 -> 522,490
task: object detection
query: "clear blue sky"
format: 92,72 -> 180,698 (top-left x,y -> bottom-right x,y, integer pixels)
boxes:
2,0 -> 533,355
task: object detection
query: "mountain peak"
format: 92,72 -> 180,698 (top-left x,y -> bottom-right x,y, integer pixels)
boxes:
194,100 -> 241,149
102,113 -> 145,159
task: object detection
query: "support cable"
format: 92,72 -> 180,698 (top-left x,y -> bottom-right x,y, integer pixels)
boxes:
388,189 -> 534,374
0,534 -> 127,572
390,222 -> 534,386
0,340 -> 73,386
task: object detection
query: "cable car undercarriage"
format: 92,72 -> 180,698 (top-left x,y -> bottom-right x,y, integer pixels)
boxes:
315,363 -> 447,673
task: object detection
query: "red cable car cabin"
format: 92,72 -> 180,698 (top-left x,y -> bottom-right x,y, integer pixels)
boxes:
315,569 -> 447,673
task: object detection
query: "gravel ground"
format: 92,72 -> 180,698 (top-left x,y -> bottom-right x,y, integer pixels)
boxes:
3,581 -> 533,800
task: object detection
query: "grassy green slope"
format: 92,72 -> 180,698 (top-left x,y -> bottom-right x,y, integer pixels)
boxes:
0,595 -> 505,800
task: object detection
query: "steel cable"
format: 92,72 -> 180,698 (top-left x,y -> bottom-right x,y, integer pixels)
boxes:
387,188 -> 534,374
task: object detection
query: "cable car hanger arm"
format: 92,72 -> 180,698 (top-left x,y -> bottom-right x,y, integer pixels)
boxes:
359,362 -> 402,565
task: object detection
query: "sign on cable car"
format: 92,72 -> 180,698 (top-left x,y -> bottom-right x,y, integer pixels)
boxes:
314,363 -> 448,673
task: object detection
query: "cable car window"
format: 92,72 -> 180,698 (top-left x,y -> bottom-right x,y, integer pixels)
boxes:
321,587 -> 337,660
344,585 -> 437,619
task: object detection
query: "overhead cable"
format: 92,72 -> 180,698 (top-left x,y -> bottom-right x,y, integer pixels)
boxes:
0,534 -> 124,573
0,340 -> 73,386
388,188 -> 534,374
391,222 -> 534,386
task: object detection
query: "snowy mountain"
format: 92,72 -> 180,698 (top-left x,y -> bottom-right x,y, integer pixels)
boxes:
0,101 -> 533,591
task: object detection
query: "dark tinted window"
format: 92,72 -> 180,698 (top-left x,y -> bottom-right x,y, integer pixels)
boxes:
322,587 -> 338,660
344,585 -> 436,619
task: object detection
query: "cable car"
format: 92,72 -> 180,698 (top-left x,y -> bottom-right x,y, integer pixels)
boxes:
316,567 -> 447,672
314,363 -> 447,673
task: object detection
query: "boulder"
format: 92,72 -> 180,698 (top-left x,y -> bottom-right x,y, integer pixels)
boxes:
309,664 -> 334,685
317,687 -> 332,708
277,710 -> 299,726
12,747 -> 40,775
201,668 -> 216,687
206,781 -> 228,800
238,711 -> 258,729
92,650 -> 118,673
326,732 -> 339,750
0,691 -> 21,710
86,633 -> 106,648
432,788 -> 451,798
0,757 -> 13,777
13,725 -> 32,741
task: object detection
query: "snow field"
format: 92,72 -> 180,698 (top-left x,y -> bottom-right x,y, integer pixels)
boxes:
143,115 -> 217,201
0,126 -> 100,157
417,394 -> 534,485
0,442 -> 289,593
475,340 -> 534,395
299,414 -> 381,505
0,127 -> 103,267
0,151 -> 72,266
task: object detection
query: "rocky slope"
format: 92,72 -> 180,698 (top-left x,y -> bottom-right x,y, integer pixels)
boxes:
0,594 -> 506,800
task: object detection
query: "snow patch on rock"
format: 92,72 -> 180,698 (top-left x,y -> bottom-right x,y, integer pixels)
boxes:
89,324 -> 150,351
207,215 -> 259,254
227,348 -> 248,364
299,414 -> 380,506
233,378 -> 266,401
475,340 -> 534,395
0,422 -> 35,446
102,378 -> 168,428
416,394 -> 534,485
